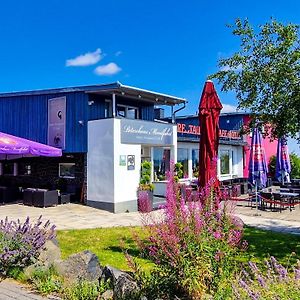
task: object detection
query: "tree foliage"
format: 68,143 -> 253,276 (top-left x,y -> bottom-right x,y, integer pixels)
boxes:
209,18 -> 300,141
268,152 -> 300,179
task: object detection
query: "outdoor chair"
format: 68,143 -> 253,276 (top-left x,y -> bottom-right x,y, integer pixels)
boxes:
32,189 -> 58,208
23,188 -> 35,206
259,192 -> 276,211
273,193 -> 294,212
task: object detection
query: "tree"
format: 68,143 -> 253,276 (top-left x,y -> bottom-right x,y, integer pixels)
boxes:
209,18 -> 300,141
268,152 -> 300,179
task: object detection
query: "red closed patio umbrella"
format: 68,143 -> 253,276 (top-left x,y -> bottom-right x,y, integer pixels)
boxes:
198,80 -> 223,189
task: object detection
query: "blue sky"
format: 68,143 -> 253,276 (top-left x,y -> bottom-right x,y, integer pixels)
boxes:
0,0 -> 299,152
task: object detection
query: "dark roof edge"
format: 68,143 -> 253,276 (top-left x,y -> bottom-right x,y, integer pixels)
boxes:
0,81 -> 187,104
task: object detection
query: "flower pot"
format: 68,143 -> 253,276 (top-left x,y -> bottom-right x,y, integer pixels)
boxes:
137,190 -> 153,213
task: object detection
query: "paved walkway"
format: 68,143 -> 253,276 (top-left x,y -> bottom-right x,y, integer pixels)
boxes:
0,279 -> 59,300
0,202 -> 299,234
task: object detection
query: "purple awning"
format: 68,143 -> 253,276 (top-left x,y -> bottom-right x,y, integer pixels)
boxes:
0,132 -> 62,159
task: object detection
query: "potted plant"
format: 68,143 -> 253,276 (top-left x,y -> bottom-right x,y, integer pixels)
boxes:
138,161 -> 154,212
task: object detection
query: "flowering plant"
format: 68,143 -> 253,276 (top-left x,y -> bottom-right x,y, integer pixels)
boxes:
233,256 -> 300,299
131,165 -> 245,299
0,216 -> 56,276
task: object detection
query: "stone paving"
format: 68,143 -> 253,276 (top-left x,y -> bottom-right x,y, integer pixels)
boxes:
0,279 -> 59,300
0,201 -> 299,234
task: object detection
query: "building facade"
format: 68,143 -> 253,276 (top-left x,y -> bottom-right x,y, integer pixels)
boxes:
0,82 -> 185,212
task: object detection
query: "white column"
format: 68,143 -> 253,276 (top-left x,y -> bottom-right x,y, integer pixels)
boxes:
150,147 -> 154,182
188,147 -> 193,179
112,93 -> 116,117
13,163 -> 18,176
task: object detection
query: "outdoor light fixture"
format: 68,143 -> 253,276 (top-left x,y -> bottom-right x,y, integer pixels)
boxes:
138,94 -> 142,98
78,120 -> 84,126
88,100 -> 94,106
155,98 -> 159,101
121,91 -> 125,95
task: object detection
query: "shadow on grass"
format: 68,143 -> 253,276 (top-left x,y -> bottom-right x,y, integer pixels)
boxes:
242,226 -> 300,265
105,236 -> 147,260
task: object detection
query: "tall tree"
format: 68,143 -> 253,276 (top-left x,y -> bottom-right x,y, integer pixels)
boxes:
209,18 -> 300,141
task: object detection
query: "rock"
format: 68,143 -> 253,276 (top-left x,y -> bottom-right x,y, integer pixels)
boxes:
101,265 -> 127,285
38,239 -> 62,267
98,289 -> 114,300
113,273 -> 140,300
56,250 -> 102,283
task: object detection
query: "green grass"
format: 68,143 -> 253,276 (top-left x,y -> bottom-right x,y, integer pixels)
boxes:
57,226 -> 300,271
57,226 -> 149,271
242,226 -> 300,265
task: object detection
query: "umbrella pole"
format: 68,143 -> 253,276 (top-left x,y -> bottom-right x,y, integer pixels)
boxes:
255,182 -> 258,211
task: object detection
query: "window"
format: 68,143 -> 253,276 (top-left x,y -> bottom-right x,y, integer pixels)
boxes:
104,99 -> 112,118
177,148 -> 188,177
153,148 -> 170,181
59,163 -> 75,178
192,149 -> 199,178
220,150 -> 230,175
117,105 -> 139,119
2,162 -> 16,176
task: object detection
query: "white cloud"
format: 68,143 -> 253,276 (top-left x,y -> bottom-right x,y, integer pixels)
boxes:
221,64 -> 242,72
115,51 -> 122,57
94,62 -> 122,76
221,103 -> 237,113
66,48 -> 102,67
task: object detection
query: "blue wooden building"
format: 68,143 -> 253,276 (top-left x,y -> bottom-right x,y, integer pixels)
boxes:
0,82 -> 186,212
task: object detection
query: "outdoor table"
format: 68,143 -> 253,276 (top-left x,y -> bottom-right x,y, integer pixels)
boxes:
279,192 -> 299,197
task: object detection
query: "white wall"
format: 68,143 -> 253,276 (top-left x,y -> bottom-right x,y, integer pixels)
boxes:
87,118 -> 115,204
113,119 -> 141,205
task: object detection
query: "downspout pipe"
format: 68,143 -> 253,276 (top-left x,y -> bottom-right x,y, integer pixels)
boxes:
172,102 -> 186,124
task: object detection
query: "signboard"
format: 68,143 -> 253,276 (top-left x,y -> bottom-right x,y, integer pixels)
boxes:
48,97 -> 66,149
121,119 -> 174,145
119,155 -> 126,166
127,155 -> 135,170
177,123 -> 241,140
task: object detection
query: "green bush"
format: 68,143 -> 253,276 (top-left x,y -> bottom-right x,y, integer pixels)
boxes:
63,280 -> 110,300
29,265 -> 63,295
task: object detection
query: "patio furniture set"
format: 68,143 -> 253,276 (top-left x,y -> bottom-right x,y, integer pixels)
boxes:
0,186 -> 76,207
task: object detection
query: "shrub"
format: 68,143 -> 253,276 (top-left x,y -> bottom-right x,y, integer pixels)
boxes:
63,279 -> 110,300
233,257 -> 300,299
0,216 -> 55,275
129,168 -> 245,299
30,265 -> 63,295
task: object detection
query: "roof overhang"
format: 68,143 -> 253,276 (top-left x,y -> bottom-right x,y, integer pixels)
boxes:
85,82 -> 187,106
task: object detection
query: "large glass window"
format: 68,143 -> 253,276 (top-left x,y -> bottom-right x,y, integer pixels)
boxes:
117,105 -> 139,119
153,148 -> 170,181
177,148 -> 188,178
220,150 -> 230,175
192,149 -> 199,178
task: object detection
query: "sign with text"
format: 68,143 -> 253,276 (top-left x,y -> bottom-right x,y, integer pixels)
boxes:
121,119 -> 174,145
48,97 -> 66,149
177,123 -> 241,140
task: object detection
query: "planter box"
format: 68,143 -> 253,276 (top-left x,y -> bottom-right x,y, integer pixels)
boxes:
137,190 -> 153,213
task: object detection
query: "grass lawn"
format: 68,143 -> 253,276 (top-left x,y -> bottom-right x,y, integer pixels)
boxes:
57,226 -> 300,271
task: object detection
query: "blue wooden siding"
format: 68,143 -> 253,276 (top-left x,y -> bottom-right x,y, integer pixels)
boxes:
0,91 -> 156,153
141,105 -> 154,121
0,92 -> 89,153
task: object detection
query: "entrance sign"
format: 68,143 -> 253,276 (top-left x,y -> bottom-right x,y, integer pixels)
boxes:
48,97 -> 66,149
177,123 -> 241,140
121,119 -> 173,145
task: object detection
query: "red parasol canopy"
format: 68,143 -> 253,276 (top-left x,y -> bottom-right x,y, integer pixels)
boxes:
198,80 -> 223,188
